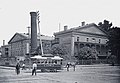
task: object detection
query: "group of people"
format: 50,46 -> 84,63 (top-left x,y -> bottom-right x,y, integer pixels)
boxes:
15,62 -> 37,75
15,61 -> 76,75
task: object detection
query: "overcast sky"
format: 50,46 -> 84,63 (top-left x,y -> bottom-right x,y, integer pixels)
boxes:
0,0 -> 120,46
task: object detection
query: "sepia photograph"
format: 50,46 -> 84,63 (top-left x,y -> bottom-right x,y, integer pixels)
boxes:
0,0 -> 120,83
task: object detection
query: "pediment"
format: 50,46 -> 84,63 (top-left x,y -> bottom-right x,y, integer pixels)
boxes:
8,33 -> 27,43
77,25 -> 106,35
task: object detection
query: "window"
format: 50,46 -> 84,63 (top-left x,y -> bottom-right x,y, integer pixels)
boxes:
92,38 -> 96,42
77,37 -> 79,41
5,48 -> 9,51
86,38 -> 89,42
92,38 -> 95,40
99,39 -> 101,43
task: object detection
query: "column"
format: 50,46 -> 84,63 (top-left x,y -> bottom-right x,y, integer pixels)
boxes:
71,35 -> 74,59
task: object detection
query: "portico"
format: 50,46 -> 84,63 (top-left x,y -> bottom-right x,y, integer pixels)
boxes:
74,42 -> 108,59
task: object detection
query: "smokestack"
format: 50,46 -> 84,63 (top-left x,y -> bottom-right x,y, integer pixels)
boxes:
30,12 -> 37,53
81,21 -> 85,26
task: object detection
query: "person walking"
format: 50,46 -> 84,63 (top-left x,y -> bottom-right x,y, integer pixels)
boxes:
32,62 -> 37,75
15,62 -> 21,75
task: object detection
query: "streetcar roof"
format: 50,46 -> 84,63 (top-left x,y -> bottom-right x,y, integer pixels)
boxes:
31,55 -> 63,60
31,55 -> 47,59
52,56 -> 63,60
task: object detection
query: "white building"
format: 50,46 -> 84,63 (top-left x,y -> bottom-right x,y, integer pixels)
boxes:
53,23 -> 108,60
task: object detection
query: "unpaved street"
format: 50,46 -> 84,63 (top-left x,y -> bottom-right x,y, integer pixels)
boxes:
0,64 -> 120,83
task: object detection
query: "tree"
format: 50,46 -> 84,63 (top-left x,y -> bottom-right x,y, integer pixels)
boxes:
50,44 -> 69,60
77,46 -> 98,60
98,20 -> 112,32
107,27 -> 120,64
98,20 -> 120,64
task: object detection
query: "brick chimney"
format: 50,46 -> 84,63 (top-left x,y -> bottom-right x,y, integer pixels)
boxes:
30,12 -> 37,53
3,40 -> 5,46
81,21 -> 85,26
64,25 -> 68,31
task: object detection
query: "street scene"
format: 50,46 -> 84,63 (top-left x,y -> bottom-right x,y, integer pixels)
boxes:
0,0 -> 120,83
0,64 -> 120,83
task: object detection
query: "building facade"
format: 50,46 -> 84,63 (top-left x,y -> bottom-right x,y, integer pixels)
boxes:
53,23 -> 109,60
1,44 -> 11,58
1,32 -> 54,62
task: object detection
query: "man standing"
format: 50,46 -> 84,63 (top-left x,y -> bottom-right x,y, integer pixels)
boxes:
32,62 -> 37,75
66,62 -> 70,71
15,62 -> 21,75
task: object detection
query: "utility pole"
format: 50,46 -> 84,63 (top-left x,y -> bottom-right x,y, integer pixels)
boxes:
59,23 -> 61,32
36,11 -> 44,56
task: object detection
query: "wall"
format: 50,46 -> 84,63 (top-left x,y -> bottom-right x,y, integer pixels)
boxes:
1,45 -> 11,58
74,34 -> 108,44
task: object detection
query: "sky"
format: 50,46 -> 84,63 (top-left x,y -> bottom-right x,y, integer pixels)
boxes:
0,0 -> 120,46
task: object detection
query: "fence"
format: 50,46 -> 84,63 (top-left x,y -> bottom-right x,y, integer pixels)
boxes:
0,58 -> 117,66
0,58 -> 16,66
77,59 -> 116,65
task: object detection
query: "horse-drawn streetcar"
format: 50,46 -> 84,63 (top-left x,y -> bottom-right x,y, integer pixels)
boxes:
31,54 -> 63,72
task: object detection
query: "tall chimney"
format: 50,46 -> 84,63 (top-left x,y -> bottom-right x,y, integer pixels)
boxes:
30,12 -> 37,53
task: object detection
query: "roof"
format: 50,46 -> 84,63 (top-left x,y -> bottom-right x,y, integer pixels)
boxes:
31,55 -> 63,60
8,33 -> 54,44
20,33 -> 54,40
54,23 -> 108,36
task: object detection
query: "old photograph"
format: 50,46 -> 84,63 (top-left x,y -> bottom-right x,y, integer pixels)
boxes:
0,0 -> 120,83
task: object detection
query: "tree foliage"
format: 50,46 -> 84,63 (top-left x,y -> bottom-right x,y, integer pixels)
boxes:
98,20 -> 112,32
98,20 -> 120,64
77,46 -> 98,60
107,27 -> 120,64
51,44 -> 66,55
50,44 -> 69,59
